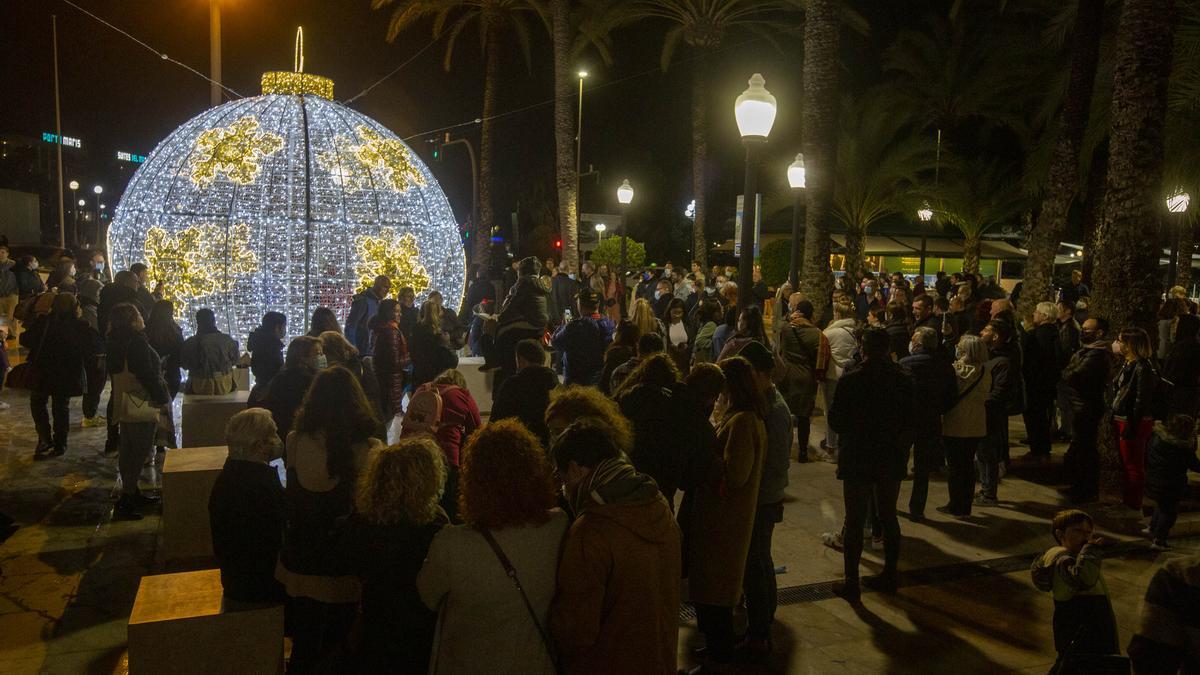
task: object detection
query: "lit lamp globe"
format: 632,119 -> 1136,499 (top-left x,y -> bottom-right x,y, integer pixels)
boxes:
78,199 -> 86,207
109,67 -> 465,338
617,179 -> 634,205
918,202 -> 934,222
734,73 -> 777,140
93,185 -> 103,196
68,180 -> 79,191
787,153 -> 806,189
1167,191 -> 1190,213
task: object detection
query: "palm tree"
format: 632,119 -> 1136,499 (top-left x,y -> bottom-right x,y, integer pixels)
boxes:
830,94 -> 938,279
372,0 -> 542,268
1016,0 -> 1106,322
799,0 -> 840,322
549,0 -> 627,273
1090,0 -> 1176,334
937,159 -> 1028,274
627,0 -> 800,269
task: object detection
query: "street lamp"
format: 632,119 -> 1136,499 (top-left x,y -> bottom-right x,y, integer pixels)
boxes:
617,179 -> 634,307
1167,190 -> 1190,286
595,222 -> 606,241
734,73 -> 776,308
210,0 -> 223,107
573,69 -> 589,270
787,153 -> 806,289
68,180 -> 79,244
93,185 -> 104,249
917,201 -> 934,279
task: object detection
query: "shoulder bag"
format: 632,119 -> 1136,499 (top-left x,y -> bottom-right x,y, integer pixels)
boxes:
480,528 -> 563,675
112,351 -> 160,425
772,326 -> 803,385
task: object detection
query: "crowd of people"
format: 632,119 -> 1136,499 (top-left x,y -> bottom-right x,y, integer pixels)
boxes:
1,245 -> 1198,673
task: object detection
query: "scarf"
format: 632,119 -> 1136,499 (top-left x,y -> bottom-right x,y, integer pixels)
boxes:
568,457 -> 637,515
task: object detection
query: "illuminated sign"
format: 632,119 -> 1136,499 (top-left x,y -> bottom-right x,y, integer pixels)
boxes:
41,132 -> 81,148
117,151 -> 147,164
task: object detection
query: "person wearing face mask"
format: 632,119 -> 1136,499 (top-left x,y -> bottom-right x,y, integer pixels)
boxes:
256,336 -> 328,444
549,418 -> 680,675
653,279 -> 675,319
180,308 -> 240,395
208,408 -> 287,608
1059,317 -> 1117,503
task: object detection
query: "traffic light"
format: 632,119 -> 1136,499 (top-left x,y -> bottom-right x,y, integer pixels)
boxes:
554,238 -> 562,249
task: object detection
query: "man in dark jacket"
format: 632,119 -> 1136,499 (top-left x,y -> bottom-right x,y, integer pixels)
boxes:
898,326 -> 958,519
1060,317 -> 1116,502
828,326 -> 916,599
490,339 -> 559,447
550,263 -> 580,326
97,270 -> 141,337
209,409 -> 285,606
550,289 -> 614,386
345,275 -> 391,356
247,312 -> 286,386
464,264 -> 496,312
548,419 -> 680,675
1021,302 -> 1063,460
1055,300 -> 1082,441
980,319 -> 1022,503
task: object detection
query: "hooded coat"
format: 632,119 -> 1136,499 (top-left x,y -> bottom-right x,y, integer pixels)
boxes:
1145,422 -> 1200,503
550,469 -> 681,675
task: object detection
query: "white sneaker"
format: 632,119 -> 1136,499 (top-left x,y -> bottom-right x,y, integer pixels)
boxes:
0,401 -> 10,410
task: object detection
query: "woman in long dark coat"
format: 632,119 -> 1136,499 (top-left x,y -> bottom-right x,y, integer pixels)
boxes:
22,293 -> 101,458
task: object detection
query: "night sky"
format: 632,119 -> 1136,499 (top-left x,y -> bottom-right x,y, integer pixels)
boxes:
1,0 -> 942,260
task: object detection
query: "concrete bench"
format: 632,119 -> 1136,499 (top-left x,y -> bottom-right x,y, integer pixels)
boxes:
128,568 -> 284,675
457,356 -> 495,415
160,446 -> 227,565
181,390 -> 250,447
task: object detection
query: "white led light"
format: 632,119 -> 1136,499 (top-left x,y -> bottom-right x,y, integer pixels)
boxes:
110,76 -> 466,340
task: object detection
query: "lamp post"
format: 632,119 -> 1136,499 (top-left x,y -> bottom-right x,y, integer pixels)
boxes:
93,185 -> 104,249
574,69 -> 588,270
594,222 -> 606,242
614,180 -> 633,314
787,153 -> 806,290
734,73 -> 777,309
68,180 -> 79,244
1167,190 -> 1190,287
917,201 -> 934,280
210,0 -> 222,107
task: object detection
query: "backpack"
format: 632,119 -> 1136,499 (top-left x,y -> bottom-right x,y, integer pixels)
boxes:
401,383 -> 468,437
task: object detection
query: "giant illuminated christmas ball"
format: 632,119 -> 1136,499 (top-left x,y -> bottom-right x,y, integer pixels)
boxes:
109,70 -> 465,340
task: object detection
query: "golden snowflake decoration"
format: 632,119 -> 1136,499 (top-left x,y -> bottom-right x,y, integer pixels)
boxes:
188,116 -> 284,188
317,125 -> 426,193
144,224 -> 260,305
355,229 -> 430,294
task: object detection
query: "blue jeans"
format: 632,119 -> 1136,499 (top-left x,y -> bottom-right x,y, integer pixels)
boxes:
976,431 -> 1003,500
743,502 -> 783,639
908,435 -> 943,516
1150,497 -> 1180,542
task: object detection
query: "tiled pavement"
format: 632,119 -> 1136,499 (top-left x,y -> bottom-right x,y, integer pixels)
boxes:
0,384 -> 1196,674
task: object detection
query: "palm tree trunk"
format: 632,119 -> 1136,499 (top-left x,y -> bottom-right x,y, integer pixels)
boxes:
844,225 -> 866,281
551,0 -> 579,272
1080,141 -> 1109,283
1091,0 -> 1176,335
962,234 -> 982,275
1177,216 -> 1194,289
476,11 -> 501,269
691,59 -> 709,269
800,0 -> 839,320
1017,0 -> 1104,322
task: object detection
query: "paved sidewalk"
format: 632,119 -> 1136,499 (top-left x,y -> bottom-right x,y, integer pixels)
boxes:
0,388 -> 1196,674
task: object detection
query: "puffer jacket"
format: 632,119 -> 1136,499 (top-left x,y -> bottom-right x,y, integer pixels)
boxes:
1145,422 -> 1200,503
373,320 -> 409,418
1061,341 -> 1117,412
1108,358 -> 1158,422
942,361 -> 992,439
823,318 -> 858,379
497,275 -> 549,338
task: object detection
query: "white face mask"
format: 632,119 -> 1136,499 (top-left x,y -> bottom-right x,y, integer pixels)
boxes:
315,355 -> 328,369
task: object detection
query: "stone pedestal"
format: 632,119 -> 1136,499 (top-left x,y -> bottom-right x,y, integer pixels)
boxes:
181,390 -> 250,448
457,356 -> 495,415
128,568 -> 284,675
160,446 -> 227,564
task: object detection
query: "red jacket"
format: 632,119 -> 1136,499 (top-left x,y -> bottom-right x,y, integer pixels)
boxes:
432,384 -> 482,467
373,321 -> 409,417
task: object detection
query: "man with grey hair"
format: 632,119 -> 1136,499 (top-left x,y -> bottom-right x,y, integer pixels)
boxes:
899,326 -> 958,520
1021,301 -> 1064,461
208,409 -> 286,606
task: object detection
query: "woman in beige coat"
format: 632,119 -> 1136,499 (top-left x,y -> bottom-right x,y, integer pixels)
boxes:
940,335 -> 992,518
687,356 -> 767,668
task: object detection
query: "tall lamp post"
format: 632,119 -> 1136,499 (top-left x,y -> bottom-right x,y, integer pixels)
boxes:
210,0 -> 222,107
734,74 -> 777,309
92,185 -> 104,249
594,222 -> 606,242
917,201 -> 934,280
1167,190 -> 1190,287
68,180 -> 79,244
617,180 -> 634,284
787,153 -> 806,290
574,69 -> 588,270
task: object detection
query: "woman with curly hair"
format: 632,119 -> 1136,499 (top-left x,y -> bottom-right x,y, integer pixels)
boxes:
417,420 -> 566,675
329,437 -> 448,674
544,385 -> 634,451
276,366 -> 382,674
